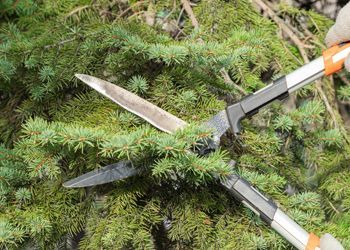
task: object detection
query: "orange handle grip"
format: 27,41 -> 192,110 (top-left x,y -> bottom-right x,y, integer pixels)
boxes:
305,232 -> 320,250
323,42 -> 350,76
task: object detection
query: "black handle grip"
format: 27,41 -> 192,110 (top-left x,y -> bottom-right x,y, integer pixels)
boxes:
226,76 -> 289,134
220,174 -> 278,225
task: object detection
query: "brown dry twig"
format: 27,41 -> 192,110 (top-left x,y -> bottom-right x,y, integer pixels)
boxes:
115,0 -> 146,20
220,68 -> 247,95
252,0 -> 309,63
65,5 -> 90,19
161,0 -> 177,25
340,74 -> 350,86
44,38 -> 77,49
179,1 -> 246,94
315,81 -> 339,129
327,199 -> 340,214
180,0 -> 199,30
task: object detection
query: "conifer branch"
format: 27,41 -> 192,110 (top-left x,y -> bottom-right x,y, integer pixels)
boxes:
252,0 -> 309,63
2,1 -> 350,248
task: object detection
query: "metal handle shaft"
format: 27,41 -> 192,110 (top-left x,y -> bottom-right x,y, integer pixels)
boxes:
221,174 -> 318,250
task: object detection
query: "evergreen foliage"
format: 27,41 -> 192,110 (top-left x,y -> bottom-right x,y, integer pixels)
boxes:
1,0 -> 350,249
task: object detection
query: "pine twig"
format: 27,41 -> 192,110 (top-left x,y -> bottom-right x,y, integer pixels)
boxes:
0,175 -> 11,186
252,0 -> 309,63
220,68 -> 247,95
42,30 -> 100,50
116,0 -> 145,20
340,75 -> 350,86
177,5 -> 185,25
44,37 -> 77,49
178,0 -> 203,43
34,158 -> 49,172
161,0 -> 177,25
315,83 -> 339,129
65,5 -> 90,18
0,0 -> 20,13
127,11 -> 145,20
327,199 -> 340,214
263,0 -> 314,49
180,0 -> 199,29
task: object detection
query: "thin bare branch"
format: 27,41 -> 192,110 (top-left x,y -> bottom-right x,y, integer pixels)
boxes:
116,0 -> 146,20
340,74 -> 350,86
252,0 -> 309,62
181,0 -> 199,29
65,5 -> 90,18
44,38 -> 77,49
220,68 -> 247,95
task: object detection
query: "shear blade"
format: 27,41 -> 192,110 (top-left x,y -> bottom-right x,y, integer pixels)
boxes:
75,74 -> 188,134
63,160 -> 139,188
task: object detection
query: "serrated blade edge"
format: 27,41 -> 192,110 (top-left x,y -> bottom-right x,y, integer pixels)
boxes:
204,110 -> 230,142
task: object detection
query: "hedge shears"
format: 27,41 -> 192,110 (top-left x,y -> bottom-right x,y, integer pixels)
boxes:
64,43 -> 350,250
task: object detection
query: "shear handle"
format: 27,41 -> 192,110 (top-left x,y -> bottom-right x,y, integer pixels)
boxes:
225,42 -> 350,135
323,42 -> 350,76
